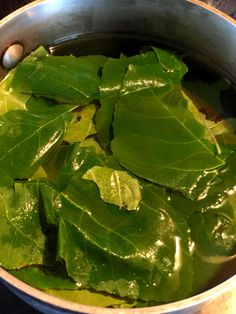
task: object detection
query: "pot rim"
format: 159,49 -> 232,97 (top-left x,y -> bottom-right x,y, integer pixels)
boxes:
1,264 -> 236,313
0,0 -> 236,313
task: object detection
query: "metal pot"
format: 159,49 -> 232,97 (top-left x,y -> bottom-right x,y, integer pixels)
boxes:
0,0 -> 236,313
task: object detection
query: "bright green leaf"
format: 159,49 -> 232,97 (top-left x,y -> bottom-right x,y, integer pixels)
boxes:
11,49 -> 107,105
83,166 -> 142,210
64,104 -> 97,143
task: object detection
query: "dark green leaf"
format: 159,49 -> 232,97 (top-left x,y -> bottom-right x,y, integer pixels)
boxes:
11,49 -> 107,105
10,265 -> 76,290
55,144 -> 120,190
111,63 -> 226,199
56,180 -> 192,302
46,287 -> 136,308
39,179 -> 60,226
183,78 -> 230,117
0,104 -> 74,179
189,193 -> 236,258
167,148 -> 236,219
96,51 -> 158,149
0,181 -> 46,269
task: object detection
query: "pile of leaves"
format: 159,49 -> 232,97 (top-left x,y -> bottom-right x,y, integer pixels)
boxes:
0,46 -> 236,308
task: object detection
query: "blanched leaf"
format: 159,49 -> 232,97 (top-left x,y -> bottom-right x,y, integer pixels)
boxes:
55,144 -> 107,189
0,72 -> 28,115
56,144 -> 120,190
151,47 -> 188,82
83,166 -> 142,210
0,104 -> 74,179
167,148 -> 236,219
121,63 -> 172,95
46,288 -> 136,308
56,180 -> 192,302
191,253 -> 223,295
10,265 -> 76,290
80,137 -> 105,155
11,49 -> 107,105
39,179 -> 60,226
64,104 -> 97,143
183,78 -> 230,117
11,262 -> 135,308
189,194 -> 236,259
182,91 -> 223,155
0,169 -> 13,188
1,44 -> 236,307
96,51 -> 158,148
112,63 -> 226,199
0,182 -> 46,269
168,149 -> 236,259
212,118 -> 236,146
31,166 -> 48,180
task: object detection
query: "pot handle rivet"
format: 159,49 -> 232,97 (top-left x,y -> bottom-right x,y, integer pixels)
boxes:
2,44 -> 24,70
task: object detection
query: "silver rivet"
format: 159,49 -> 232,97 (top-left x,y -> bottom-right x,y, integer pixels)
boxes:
2,44 -> 24,69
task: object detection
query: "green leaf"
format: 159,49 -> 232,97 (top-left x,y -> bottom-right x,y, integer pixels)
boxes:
10,265 -> 76,290
80,137 -> 105,155
111,63 -> 226,199
11,263 -> 135,307
0,72 -> 28,115
56,180 -> 192,302
189,194 -> 236,259
151,47 -> 188,82
11,50 -> 107,105
0,181 -> 46,269
46,288 -> 136,308
191,253 -> 223,295
0,104 -> 74,179
55,144 -> 120,190
96,51 -> 158,149
55,144 -> 106,189
183,78 -> 230,116
0,47 -> 49,116
64,104 -> 97,143
31,166 -> 48,180
167,148 -> 236,219
39,179 -> 60,226
83,166 -> 142,210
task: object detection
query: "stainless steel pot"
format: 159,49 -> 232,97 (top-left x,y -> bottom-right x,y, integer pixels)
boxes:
0,0 -> 236,313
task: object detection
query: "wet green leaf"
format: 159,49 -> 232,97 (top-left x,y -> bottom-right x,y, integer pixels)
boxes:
83,166 -> 142,210
11,48 -> 107,105
0,104 -> 74,179
56,180 -> 192,302
111,63 -> 226,199
0,181 -> 46,269
64,104 -> 97,143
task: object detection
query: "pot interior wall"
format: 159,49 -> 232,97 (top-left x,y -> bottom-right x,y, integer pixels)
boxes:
1,0 -> 236,80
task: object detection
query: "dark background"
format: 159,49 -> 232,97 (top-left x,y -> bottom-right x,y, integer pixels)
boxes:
0,0 -> 235,313
0,0 -> 33,19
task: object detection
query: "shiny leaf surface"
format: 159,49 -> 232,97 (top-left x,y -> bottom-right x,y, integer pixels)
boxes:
83,166 -> 142,210
112,64 -> 226,199
0,182 -> 46,269
11,47 -> 107,105
0,104 -> 74,179
57,180 -> 192,302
